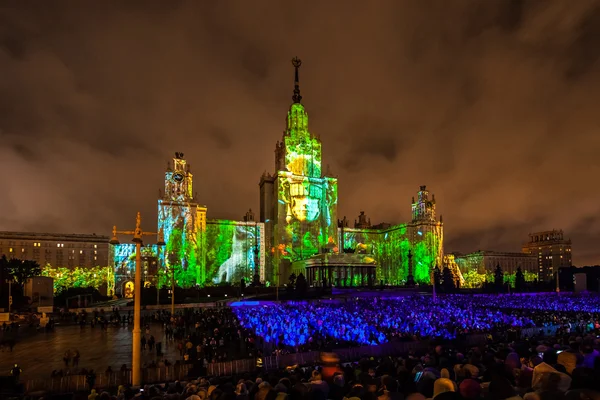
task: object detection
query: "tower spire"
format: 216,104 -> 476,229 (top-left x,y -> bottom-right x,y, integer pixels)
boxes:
291,56 -> 302,103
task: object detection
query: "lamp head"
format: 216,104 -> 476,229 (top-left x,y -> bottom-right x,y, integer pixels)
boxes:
109,225 -> 120,245
132,226 -> 143,244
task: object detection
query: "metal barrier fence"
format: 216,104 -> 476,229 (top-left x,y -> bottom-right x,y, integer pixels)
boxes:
206,359 -> 257,376
25,329 -> 541,392
521,325 -> 560,337
25,364 -> 192,393
23,337 -> 487,393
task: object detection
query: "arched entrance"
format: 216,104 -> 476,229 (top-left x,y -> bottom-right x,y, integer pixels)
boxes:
123,281 -> 135,298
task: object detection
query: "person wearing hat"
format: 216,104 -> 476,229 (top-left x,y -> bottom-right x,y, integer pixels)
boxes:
557,351 -> 578,375
459,379 -> 482,400
433,378 -> 456,399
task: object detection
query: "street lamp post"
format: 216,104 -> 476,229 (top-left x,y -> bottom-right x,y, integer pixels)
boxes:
171,266 -> 175,315
7,279 -> 13,314
156,279 -> 160,306
276,271 -> 281,302
110,212 -> 165,387
166,253 -> 177,316
430,264 -> 437,303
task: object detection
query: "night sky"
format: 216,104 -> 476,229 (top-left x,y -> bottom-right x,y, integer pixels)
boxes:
1,1 -> 599,266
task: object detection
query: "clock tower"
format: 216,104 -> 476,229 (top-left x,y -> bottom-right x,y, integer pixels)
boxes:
158,152 -> 207,286
164,152 -> 194,202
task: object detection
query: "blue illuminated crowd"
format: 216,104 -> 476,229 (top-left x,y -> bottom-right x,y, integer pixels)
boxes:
233,294 -> 600,350
60,293 -> 600,400
14,293 -> 600,400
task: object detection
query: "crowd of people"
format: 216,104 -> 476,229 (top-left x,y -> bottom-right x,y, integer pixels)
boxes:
150,308 -> 258,364
231,295 -> 600,351
8,293 -> 600,399
60,329 -> 600,400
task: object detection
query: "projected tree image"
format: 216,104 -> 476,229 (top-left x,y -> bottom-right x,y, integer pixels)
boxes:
342,223 -> 442,285
206,221 -> 263,284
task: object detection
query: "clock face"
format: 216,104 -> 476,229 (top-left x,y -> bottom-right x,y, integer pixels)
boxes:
173,173 -> 184,182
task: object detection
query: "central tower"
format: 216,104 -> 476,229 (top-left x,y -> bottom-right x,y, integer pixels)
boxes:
158,152 -> 207,287
260,58 -> 338,283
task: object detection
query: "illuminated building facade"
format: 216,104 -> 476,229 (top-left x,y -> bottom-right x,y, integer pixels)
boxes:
112,243 -> 159,297
111,58 -> 443,291
453,250 -> 538,275
522,229 -> 572,282
453,250 -> 538,288
112,153 -> 265,295
259,60 -> 443,285
158,152 -> 207,288
0,231 -> 109,268
0,231 -> 113,294
259,58 -> 338,284
337,186 -> 444,285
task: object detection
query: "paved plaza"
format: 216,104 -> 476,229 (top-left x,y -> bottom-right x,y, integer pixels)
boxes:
0,323 -> 180,381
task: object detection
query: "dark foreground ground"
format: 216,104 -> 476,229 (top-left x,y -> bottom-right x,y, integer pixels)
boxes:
0,323 -> 179,381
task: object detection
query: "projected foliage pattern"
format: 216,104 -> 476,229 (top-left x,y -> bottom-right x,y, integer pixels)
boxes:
284,103 -> 321,178
342,224 -> 442,285
461,270 -> 538,288
112,244 -> 161,288
42,265 -> 114,294
272,100 -> 339,276
159,203 -> 203,288
276,174 -> 338,261
206,221 -> 264,284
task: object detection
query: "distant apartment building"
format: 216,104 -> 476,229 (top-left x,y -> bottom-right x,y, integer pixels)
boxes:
522,229 -> 572,282
453,250 -> 538,275
0,231 -> 109,268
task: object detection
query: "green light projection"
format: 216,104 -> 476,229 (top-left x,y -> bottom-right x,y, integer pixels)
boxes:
283,103 -> 321,178
273,99 -> 338,276
342,224 -> 442,285
275,174 -> 338,262
113,220 -> 264,289
42,265 -> 114,294
163,226 -> 202,288
206,220 -> 263,284
461,269 -> 492,288
456,252 -> 539,288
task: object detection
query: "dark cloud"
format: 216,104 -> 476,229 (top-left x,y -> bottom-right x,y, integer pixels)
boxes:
1,0 -> 599,265
338,116 -> 410,172
565,5 -> 600,79
208,126 -> 233,150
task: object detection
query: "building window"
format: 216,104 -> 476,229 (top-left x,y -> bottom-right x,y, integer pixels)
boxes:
80,250 -> 84,254
9,248 -> 13,253
94,250 -> 97,255
94,244 -> 97,249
